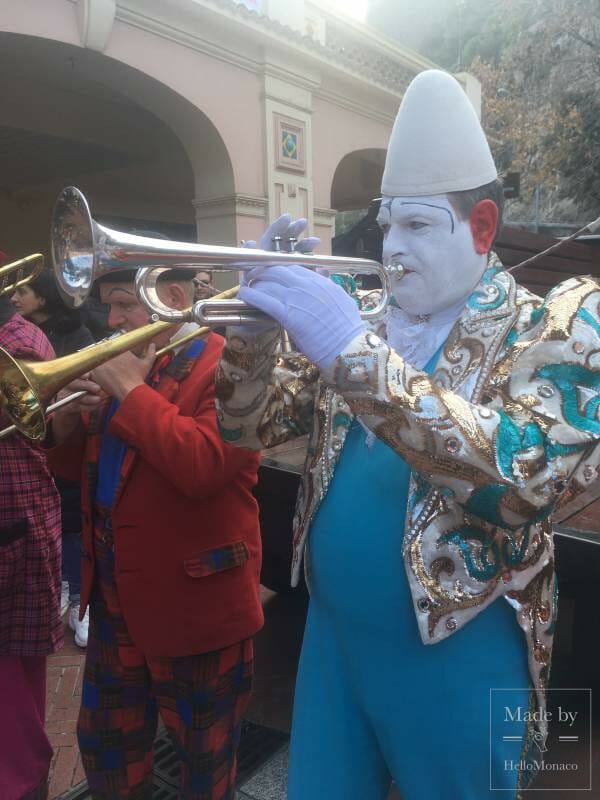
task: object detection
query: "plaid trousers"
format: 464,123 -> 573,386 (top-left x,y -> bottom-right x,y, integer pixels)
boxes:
77,505 -> 253,800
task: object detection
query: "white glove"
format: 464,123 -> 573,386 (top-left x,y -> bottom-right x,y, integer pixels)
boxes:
237,215 -> 321,334
238,265 -> 366,369
242,213 -> 321,255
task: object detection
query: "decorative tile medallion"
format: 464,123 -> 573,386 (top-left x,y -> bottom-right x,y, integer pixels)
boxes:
274,113 -> 306,173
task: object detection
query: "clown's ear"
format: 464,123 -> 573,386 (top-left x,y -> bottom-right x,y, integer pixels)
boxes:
469,200 -> 498,254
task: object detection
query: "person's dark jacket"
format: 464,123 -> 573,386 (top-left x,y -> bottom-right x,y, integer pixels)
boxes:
37,312 -> 94,536
38,312 -> 94,359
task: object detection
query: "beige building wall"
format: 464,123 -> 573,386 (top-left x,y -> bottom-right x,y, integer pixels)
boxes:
1,0 -> 461,262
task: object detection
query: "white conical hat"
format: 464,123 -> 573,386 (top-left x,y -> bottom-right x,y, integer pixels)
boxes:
381,69 -> 497,197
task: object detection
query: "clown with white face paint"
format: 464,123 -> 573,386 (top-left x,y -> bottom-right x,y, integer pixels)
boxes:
378,193 -> 487,315
216,70 -> 600,799
377,192 -> 490,367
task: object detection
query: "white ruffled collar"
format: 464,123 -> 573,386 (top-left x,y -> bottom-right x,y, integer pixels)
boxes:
383,298 -> 465,369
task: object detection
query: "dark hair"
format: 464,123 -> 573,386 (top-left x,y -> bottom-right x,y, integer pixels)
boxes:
28,269 -> 70,317
447,179 -> 505,241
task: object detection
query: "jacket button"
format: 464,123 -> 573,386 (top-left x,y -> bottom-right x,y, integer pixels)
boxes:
417,597 -> 430,613
445,617 -> 457,631
583,465 -> 596,481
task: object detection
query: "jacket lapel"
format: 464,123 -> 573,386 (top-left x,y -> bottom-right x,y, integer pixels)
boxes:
405,258 -> 520,523
432,256 -> 519,403
110,335 -> 208,509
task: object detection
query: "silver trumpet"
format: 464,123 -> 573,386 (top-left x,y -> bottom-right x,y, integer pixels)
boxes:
52,186 -> 390,322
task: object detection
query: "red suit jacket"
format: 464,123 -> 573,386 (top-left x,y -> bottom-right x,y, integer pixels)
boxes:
48,332 -> 263,657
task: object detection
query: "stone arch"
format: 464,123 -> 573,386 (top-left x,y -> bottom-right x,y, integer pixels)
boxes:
0,30 -> 237,254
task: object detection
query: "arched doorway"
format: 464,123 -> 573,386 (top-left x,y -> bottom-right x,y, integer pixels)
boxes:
331,148 -> 386,223
330,148 -> 386,258
0,32 -> 235,260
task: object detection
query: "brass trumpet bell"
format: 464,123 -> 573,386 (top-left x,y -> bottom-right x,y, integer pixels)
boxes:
0,285 -> 239,440
0,317 -> 175,440
0,348 -> 48,440
0,254 -> 45,298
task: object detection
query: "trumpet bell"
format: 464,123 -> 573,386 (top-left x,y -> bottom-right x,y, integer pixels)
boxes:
0,254 -> 45,298
52,186 -> 96,309
0,349 -> 46,440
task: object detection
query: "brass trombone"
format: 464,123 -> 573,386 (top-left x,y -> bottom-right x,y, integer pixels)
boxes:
0,287 -> 237,441
51,186 -> 389,321
0,254 -> 45,297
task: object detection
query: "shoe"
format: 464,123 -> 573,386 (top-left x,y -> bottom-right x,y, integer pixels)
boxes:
68,605 -> 89,647
60,581 -> 69,617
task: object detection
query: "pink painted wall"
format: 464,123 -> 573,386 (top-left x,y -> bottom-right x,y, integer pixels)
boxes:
312,95 -> 393,211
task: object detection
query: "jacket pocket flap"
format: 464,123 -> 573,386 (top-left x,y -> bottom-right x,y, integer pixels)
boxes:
184,541 -> 250,578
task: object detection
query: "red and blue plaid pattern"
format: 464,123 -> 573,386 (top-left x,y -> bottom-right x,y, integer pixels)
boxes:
0,315 -> 62,656
183,542 -> 249,578
77,504 -> 253,799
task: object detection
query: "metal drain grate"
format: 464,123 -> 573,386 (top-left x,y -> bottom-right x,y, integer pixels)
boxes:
154,732 -> 181,786
58,721 -> 289,799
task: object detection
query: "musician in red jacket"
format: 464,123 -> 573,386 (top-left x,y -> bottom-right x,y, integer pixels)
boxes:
47,269 -> 262,799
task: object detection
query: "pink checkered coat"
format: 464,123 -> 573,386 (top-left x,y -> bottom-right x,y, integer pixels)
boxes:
0,314 -> 62,655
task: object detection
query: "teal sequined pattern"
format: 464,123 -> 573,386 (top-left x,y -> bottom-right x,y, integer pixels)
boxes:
495,413 -> 544,482
466,484 -> 513,528
468,269 -> 507,311
577,306 -> 600,338
535,363 -> 600,435
332,411 -> 352,429
439,526 -> 501,581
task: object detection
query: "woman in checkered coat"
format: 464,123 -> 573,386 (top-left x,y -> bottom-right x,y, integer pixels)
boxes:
0,290 -> 62,800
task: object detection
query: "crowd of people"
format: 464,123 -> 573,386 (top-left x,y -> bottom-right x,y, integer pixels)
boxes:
1,69 -> 599,800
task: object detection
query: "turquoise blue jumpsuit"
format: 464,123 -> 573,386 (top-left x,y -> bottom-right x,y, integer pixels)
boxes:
288,352 -> 530,799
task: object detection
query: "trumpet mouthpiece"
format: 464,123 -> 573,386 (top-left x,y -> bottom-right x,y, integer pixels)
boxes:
384,261 -> 405,279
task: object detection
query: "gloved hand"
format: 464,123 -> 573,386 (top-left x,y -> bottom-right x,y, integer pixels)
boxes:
239,265 -> 366,369
236,215 -> 321,334
242,213 -> 321,255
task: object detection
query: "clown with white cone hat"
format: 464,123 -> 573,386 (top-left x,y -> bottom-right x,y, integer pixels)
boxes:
217,70 -> 600,798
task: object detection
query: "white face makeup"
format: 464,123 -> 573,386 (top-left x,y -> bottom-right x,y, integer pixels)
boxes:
377,194 -> 487,316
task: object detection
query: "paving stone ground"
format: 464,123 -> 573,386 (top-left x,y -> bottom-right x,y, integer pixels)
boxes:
46,617 -> 86,797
